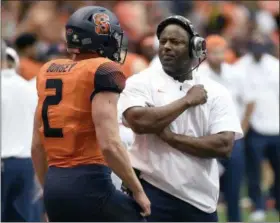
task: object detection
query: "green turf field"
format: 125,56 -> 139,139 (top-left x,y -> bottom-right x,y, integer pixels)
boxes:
217,207 -> 279,222
217,181 -> 280,222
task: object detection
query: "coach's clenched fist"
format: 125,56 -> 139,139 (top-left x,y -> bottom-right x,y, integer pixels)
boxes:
185,84 -> 208,106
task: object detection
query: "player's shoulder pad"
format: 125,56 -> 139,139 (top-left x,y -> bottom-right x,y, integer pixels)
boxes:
91,61 -> 126,100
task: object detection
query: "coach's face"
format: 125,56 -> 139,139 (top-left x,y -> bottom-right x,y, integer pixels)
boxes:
158,24 -> 191,77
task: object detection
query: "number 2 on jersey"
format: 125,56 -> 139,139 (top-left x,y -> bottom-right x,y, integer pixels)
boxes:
42,79 -> 63,138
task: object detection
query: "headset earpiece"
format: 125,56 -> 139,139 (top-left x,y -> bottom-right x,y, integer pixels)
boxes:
190,36 -> 206,58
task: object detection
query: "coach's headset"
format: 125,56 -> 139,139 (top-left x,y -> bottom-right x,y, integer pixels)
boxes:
156,15 -> 207,72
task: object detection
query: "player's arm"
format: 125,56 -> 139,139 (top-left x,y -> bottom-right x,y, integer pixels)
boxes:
122,84 -> 206,134
159,90 -> 243,158
91,62 -> 150,216
31,106 -> 48,187
92,92 -> 144,193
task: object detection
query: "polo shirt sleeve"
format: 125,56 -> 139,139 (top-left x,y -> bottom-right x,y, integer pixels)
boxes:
208,88 -> 243,140
118,73 -> 152,116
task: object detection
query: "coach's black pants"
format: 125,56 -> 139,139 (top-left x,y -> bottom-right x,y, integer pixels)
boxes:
140,179 -> 218,222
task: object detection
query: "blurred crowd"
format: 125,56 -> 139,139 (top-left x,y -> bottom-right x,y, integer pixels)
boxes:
1,0 -> 279,222
2,1 -> 279,79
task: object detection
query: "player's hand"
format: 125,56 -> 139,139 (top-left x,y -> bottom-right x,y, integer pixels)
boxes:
133,190 -> 151,217
158,126 -> 174,142
43,213 -> 49,222
185,84 -> 207,106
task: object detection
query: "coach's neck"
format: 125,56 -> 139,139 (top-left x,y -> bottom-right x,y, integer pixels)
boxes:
165,60 -> 194,83
166,68 -> 193,83
176,71 -> 193,82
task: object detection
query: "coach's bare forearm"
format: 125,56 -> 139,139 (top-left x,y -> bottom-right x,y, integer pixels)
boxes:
165,131 -> 235,158
124,97 -> 191,134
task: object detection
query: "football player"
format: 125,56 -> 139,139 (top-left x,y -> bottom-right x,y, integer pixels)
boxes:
31,6 -> 150,222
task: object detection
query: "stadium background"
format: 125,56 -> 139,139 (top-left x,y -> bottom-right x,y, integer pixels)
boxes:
1,0 -> 279,222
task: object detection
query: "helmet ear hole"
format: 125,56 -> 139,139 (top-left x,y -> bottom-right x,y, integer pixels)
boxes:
87,15 -> 93,22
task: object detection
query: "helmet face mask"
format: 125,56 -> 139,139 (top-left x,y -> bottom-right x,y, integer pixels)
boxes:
111,30 -> 127,64
65,6 -> 127,64
99,28 -> 127,64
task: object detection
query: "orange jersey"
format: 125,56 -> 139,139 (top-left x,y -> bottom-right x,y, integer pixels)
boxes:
36,57 -> 126,168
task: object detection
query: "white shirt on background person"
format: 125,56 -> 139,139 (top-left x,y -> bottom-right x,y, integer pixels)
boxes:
196,62 -> 255,121
1,69 -> 37,158
234,53 -> 279,135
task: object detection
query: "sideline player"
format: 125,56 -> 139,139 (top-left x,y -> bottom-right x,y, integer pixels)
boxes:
31,6 -> 150,222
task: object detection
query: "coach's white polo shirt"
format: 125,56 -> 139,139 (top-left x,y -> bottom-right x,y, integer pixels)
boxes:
234,54 -> 279,135
197,62 -> 255,121
119,66 -> 243,213
1,69 -> 37,158
149,56 -> 160,68
118,102 -> 135,150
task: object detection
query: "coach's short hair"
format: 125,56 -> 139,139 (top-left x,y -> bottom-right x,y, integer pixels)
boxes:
1,39 -> 7,61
